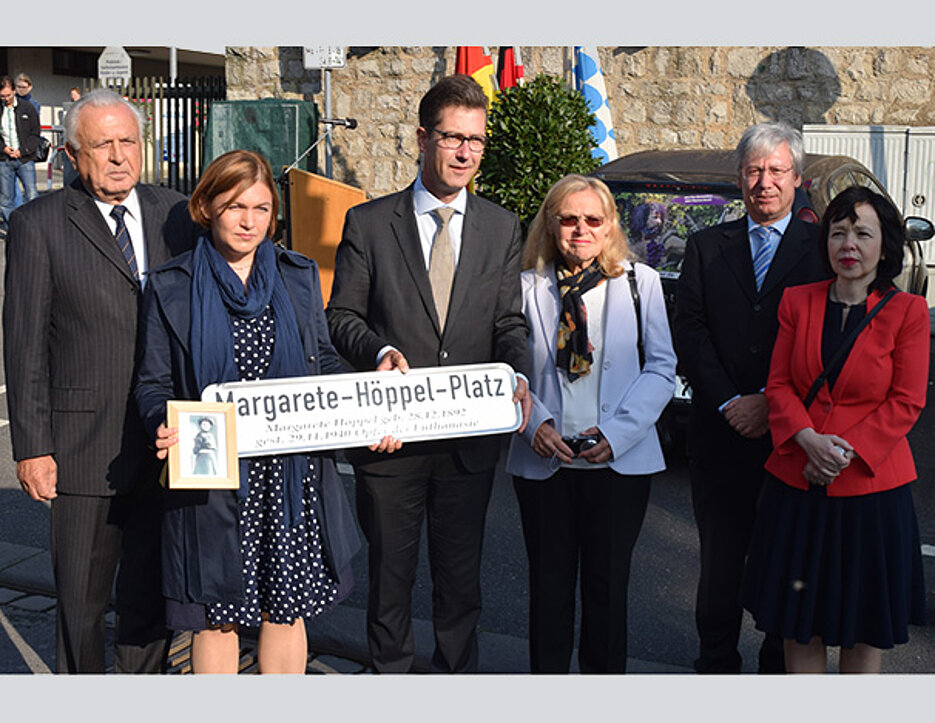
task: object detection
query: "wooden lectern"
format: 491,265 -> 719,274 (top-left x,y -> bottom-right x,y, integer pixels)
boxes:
286,168 -> 367,303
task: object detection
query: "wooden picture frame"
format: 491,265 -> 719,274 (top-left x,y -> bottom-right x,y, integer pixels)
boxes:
166,401 -> 239,490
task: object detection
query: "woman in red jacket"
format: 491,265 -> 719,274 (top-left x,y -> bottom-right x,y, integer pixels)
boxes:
743,186 -> 929,673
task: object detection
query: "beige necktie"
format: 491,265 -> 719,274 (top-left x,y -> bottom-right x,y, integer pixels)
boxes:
429,207 -> 455,329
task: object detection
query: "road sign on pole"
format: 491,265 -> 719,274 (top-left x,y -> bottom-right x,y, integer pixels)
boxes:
303,47 -> 346,70
98,46 -> 132,83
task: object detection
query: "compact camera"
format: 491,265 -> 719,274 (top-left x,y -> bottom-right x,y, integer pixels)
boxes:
562,434 -> 601,455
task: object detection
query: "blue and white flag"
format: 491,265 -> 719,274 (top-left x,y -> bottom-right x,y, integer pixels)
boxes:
574,46 -> 618,165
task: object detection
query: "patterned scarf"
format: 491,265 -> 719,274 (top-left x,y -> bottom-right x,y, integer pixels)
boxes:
555,262 -> 607,381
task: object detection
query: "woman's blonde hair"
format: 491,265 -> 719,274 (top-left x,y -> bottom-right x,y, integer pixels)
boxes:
521,174 -> 630,277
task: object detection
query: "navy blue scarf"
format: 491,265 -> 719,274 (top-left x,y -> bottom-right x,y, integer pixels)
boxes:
190,236 -> 308,526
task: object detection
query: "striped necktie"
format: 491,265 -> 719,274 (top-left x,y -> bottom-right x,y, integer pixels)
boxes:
110,205 -> 139,282
752,225 -> 775,291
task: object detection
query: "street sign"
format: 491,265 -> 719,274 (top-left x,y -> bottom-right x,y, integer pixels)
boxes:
98,46 -> 132,82
303,46 -> 346,70
202,363 -> 522,456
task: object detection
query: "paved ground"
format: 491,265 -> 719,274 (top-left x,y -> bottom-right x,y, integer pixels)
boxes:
2,178 -> 935,696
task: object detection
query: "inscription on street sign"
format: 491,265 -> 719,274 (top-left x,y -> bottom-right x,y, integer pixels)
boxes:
202,363 -> 521,457
98,46 -> 132,82
303,46 -> 346,69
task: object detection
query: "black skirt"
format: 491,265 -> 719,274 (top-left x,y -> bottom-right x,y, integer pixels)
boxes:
742,474 -> 925,649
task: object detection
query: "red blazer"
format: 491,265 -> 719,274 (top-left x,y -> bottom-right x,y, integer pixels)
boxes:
765,280 -> 929,497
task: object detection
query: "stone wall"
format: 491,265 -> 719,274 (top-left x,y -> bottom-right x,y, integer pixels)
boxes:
225,46 -> 935,199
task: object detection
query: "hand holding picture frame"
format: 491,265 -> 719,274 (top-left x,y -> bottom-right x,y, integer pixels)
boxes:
166,401 -> 239,490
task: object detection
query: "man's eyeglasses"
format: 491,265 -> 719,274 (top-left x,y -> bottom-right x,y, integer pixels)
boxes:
741,165 -> 794,182
430,128 -> 486,153
555,214 -> 606,228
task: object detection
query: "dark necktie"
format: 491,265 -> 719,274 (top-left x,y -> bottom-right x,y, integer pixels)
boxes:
429,207 -> 455,329
110,205 -> 139,282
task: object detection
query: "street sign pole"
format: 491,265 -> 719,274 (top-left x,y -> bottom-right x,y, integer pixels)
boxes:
303,47 -> 346,179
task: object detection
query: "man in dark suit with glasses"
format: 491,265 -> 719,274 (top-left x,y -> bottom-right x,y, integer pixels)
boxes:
327,74 -> 531,673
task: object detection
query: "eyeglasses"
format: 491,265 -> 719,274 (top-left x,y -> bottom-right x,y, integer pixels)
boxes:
430,128 -> 486,153
741,165 -> 794,182
555,214 -> 606,228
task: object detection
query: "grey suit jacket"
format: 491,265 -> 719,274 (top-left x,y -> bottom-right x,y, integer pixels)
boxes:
3,179 -> 198,495
326,184 -> 530,472
506,261 -> 677,480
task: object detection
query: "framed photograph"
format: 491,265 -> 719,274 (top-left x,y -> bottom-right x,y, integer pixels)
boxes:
166,401 -> 239,490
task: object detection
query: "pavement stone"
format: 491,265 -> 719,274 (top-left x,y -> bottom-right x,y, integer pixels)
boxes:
7,594 -> 56,613
308,654 -> 368,674
0,542 -> 45,574
0,549 -> 53,596
0,588 -> 25,605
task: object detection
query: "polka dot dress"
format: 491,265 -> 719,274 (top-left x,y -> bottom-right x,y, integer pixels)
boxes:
206,306 -> 339,628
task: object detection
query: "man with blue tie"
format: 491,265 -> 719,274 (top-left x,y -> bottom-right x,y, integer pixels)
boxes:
675,123 -> 831,674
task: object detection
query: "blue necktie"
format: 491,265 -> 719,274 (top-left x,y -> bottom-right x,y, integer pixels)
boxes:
752,226 -> 775,291
110,205 -> 139,282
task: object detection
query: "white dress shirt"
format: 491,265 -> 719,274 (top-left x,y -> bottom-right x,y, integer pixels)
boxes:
412,172 -> 467,269
93,187 -> 148,288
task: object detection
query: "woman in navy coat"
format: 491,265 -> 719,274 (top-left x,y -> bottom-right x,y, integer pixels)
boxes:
134,150 -> 359,673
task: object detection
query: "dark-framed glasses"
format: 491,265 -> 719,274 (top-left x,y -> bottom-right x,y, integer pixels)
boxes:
555,214 -> 606,228
430,128 -> 486,152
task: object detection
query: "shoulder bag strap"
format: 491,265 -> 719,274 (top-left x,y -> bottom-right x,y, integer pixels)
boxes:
627,265 -> 645,370
802,287 -> 899,409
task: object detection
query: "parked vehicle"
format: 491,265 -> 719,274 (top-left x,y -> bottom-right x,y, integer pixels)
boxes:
592,149 -> 935,451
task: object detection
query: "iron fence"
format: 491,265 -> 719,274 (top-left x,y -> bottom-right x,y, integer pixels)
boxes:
88,76 -> 226,193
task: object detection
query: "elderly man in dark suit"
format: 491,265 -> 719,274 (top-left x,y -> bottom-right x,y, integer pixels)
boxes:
675,122 -> 832,674
327,74 -> 531,673
3,88 -> 197,673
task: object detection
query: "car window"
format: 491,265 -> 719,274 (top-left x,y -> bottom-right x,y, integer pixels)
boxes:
612,190 -> 746,278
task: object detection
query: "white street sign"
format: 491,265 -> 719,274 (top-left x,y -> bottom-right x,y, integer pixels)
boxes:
98,46 -> 132,82
303,46 -> 346,69
202,363 -> 521,457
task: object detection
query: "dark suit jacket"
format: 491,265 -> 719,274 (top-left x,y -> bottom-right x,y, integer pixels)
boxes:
765,281 -> 928,496
3,179 -> 198,496
133,245 -> 359,604
674,215 -> 830,465
0,99 -> 41,160
326,184 -> 530,473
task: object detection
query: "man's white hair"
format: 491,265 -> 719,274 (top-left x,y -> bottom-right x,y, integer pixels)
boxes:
63,88 -> 144,151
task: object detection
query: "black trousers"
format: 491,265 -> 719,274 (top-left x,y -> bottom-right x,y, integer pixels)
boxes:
50,485 -> 170,674
354,452 -> 494,673
689,459 -> 784,674
514,468 -> 651,673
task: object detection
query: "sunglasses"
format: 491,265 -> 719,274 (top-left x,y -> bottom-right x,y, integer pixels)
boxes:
555,214 -> 605,228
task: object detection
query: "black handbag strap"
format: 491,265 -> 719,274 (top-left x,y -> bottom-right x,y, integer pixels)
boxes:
802,287 -> 898,409
627,265 -> 645,370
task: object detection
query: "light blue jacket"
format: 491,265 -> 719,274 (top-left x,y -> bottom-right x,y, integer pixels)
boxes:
506,261 -> 677,480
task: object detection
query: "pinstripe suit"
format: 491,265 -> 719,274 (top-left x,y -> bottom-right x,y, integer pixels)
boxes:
3,178 -> 197,672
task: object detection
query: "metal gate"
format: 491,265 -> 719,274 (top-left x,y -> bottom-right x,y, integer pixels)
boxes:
88,76 -> 226,193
